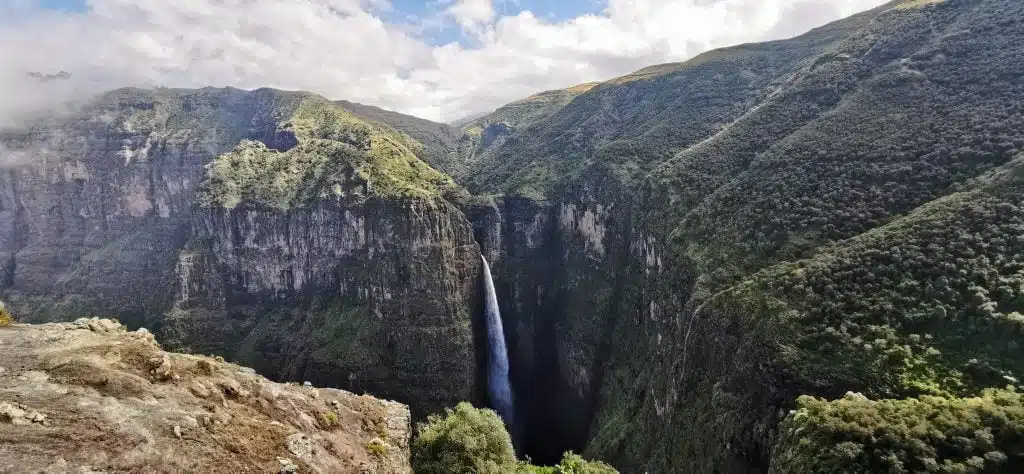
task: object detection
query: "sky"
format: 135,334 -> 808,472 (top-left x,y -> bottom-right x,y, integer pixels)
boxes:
1,0 -> 891,123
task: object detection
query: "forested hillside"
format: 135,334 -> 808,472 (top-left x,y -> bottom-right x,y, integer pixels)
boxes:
456,0 -> 1024,471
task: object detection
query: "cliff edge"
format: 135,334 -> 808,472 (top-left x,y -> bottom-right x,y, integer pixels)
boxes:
0,318 -> 411,473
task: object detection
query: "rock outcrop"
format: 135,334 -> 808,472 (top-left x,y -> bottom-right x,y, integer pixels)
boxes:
0,318 -> 412,473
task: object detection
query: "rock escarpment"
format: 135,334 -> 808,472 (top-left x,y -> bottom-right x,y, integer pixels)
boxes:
0,318 -> 412,473
167,195 -> 480,418
0,88 -> 482,421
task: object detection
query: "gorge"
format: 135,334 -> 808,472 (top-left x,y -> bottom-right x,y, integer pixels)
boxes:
2,0 -> 1024,472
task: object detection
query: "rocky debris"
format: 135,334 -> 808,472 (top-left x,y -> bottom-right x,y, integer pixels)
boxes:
0,320 -> 412,473
285,433 -> 315,463
72,317 -> 123,333
0,402 -> 47,425
277,457 -> 299,473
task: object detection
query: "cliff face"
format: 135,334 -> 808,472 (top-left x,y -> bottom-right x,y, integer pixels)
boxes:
167,196 -> 480,418
0,88 -> 251,326
458,177 -> 633,464
0,87 -> 483,421
0,318 -> 412,473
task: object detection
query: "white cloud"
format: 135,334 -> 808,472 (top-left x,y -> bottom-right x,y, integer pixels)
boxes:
0,0 -> 890,124
447,0 -> 496,33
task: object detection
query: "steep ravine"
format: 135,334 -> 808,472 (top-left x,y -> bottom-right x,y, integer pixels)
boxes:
458,0 -> 1024,471
460,191 -> 638,465
461,183 -> 797,472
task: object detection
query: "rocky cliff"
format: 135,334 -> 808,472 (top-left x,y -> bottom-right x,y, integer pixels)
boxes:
0,87 -> 483,421
0,318 -> 412,473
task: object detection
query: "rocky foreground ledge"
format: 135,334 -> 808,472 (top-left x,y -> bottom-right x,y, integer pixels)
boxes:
0,318 -> 411,473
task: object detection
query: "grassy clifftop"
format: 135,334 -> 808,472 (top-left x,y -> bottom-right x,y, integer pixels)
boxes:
196,96 -> 459,209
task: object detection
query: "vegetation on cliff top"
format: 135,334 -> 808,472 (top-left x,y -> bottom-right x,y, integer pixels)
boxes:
196,97 -> 459,208
333,99 -> 468,177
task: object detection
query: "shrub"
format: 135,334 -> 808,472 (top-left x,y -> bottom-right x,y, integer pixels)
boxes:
412,402 -> 620,473
551,452 -> 618,474
0,302 -> 12,327
411,402 -> 517,474
319,410 -> 339,429
366,438 -> 388,459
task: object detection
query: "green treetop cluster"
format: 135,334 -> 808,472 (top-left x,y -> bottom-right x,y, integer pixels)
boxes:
771,389 -> 1024,473
412,402 -> 617,474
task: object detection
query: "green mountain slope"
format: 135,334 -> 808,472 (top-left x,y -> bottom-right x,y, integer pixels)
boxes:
334,99 -> 469,177
454,0 -> 1024,471
461,83 -> 599,137
197,96 -> 459,209
462,3 -> 889,197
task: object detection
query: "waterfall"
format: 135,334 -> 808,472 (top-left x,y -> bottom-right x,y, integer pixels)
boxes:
481,255 -> 515,429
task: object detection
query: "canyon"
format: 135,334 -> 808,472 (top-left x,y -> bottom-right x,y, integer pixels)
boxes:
2,0 -> 1024,472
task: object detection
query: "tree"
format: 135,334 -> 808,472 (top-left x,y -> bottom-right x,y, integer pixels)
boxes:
412,402 -> 517,474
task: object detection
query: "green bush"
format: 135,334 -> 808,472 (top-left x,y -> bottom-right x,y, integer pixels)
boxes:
548,452 -> 618,474
411,402 -> 517,474
412,403 -> 619,474
0,302 -> 12,327
366,438 -> 389,459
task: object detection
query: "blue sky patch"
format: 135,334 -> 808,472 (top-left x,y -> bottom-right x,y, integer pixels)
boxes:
39,0 -> 88,13
35,0 -> 606,46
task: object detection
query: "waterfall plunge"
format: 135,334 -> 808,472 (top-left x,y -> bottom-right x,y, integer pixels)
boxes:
481,255 -> 515,429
